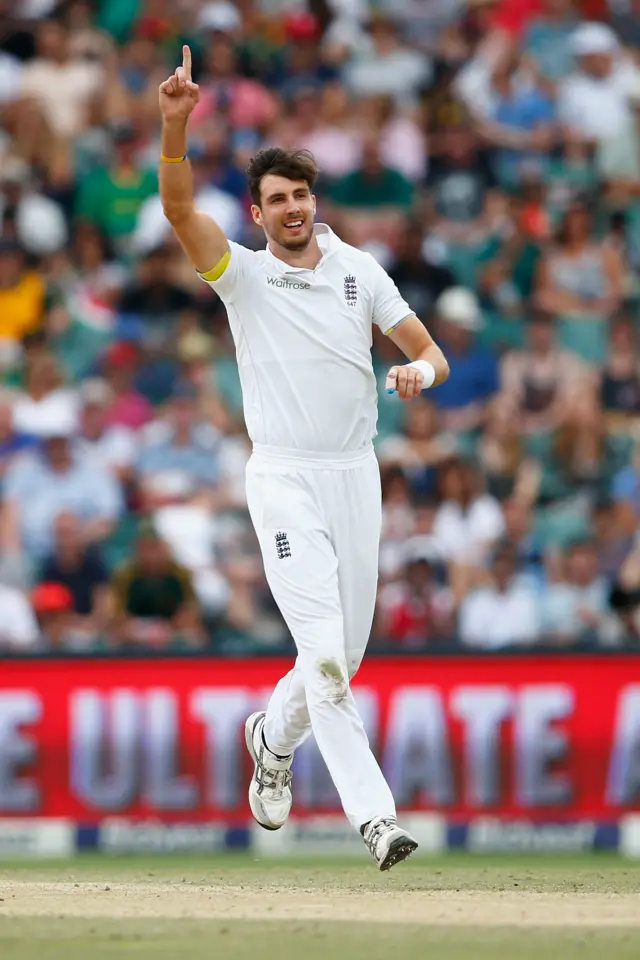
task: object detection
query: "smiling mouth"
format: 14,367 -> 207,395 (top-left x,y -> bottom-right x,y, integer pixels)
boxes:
284,219 -> 304,230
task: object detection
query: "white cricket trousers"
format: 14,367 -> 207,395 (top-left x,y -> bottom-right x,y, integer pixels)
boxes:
245,442 -> 396,829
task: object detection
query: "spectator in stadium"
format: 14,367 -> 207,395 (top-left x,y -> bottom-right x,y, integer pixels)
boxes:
476,47 -> 556,190
550,389 -> 613,500
31,581 -> 77,650
502,496 -> 542,578
298,80 -> 362,182
175,328 -> 235,434
18,16 -> 104,139
592,497 -> 634,582
536,202 -> 624,318
380,465 -> 416,552
459,539 -> 541,648
118,244 -> 197,323
0,237 -> 46,347
432,457 -> 505,571
39,511 -> 110,636
191,27 -> 278,132
136,380 -> 221,507
109,520 -> 204,648
75,378 -> 137,484
603,582 -> 640,647
329,132 -> 414,248
0,156 -> 68,259
522,0 -> 579,83
388,220 -> 457,321
500,308 -> 592,434
359,93 -> 428,183
540,538 -> 610,644
1,410 -> 123,567
600,315 -> 640,425
12,350 -> 79,439
276,12 -> 338,99
377,397 -> 458,497
343,13 -> 432,106
377,539 -> 454,648
75,120 -> 158,250
557,22 -> 640,149
612,437 -> 640,535
430,288 -> 499,433
477,393 -> 531,502
150,469 -> 230,619
477,200 -> 544,325
0,396 -> 38,476
101,341 -> 153,430
425,125 -> 499,245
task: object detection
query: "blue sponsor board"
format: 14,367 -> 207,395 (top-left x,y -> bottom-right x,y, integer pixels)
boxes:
77,821 -> 251,854
72,817 -> 620,856
447,819 -> 620,853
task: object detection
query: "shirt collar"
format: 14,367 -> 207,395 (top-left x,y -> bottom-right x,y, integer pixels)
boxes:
264,223 -> 340,274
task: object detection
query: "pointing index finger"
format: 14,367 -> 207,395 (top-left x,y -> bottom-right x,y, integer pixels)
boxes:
183,44 -> 192,81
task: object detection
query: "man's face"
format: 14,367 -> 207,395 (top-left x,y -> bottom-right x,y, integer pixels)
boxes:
171,396 -> 196,431
438,319 -> 472,352
55,512 -> 80,553
361,137 -> 383,176
82,402 -> 107,439
252,174 -> 316,252
137,536 -> 167,574
567,545 -> 597,586
581,52 -> 614,79
528,318 -> 554,354
38,21 -> 68,62
493,552 -> 516,590
406,559 -> 432,590
45,437 -> 72,471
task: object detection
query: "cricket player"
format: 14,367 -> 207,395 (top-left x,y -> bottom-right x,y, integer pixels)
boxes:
159,47 -> 449,870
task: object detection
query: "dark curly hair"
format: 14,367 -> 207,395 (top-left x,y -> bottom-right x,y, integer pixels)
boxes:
246,148 -> 319,206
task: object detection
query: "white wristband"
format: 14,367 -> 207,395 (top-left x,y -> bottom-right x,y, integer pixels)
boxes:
407,360 -> 436,390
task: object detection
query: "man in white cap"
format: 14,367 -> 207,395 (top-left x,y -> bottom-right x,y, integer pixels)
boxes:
558,22 -> 640,145
431,287 -> 498,433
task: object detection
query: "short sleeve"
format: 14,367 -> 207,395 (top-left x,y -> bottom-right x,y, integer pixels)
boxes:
198,241 -> 256,304
368,255 -> 415,335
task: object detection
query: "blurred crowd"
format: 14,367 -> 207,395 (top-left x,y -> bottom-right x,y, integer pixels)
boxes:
2,0 -> 640,653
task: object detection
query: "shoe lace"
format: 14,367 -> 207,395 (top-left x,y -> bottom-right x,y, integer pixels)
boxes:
363,816 -> 396,854
256,758 -> 292,799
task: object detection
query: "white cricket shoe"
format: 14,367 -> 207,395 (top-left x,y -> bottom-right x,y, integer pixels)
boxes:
362,816 -> 418,871
245,712 -> 293,831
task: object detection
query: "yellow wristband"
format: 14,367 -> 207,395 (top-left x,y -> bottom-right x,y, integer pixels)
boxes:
161,153 -> 187,163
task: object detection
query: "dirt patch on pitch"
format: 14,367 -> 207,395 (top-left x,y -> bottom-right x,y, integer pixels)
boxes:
1,881 -> 638,928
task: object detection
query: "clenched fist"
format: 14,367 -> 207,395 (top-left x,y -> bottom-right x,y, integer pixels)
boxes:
385,364 -> 424,400
159,45 -> 200,123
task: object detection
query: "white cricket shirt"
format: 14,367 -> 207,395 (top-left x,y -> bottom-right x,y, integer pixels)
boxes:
200,224 -> 414,454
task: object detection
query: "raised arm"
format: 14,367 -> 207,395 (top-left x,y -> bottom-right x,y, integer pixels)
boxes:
159,45 -> 228,275
385,316 -> 450,400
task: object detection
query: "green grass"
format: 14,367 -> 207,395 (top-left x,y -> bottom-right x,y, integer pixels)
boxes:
2,919 -> 640,960
0,854 -> 639,959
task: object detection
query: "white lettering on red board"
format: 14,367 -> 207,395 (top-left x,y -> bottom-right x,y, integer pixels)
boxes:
0,683 -> 639,813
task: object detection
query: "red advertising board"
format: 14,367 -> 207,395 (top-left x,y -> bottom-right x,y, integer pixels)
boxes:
0,655 -> 639,821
